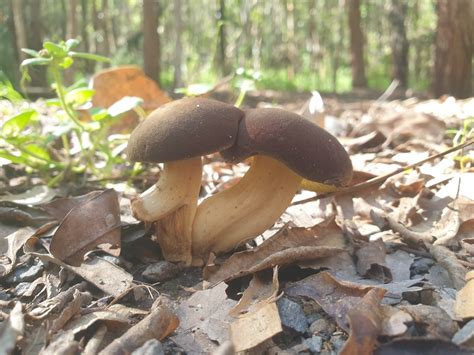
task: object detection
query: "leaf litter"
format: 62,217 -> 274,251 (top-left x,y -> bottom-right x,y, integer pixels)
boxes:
0,90 -> 473,354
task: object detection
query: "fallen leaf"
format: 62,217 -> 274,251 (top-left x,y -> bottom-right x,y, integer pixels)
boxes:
453,319 -> 474,349
455,270 -> 474,320
49,189 -> 121,266
340,288 -> 386,355
98,303 -> 179,355
229,267 -> 279,317
380,306 -> 412,336
83,324 -> 107,355
0,227 -> 35,277
230,302 -> 282,352
285,271 -> 379,331
429,245 -> 467,290
0,185 -> 57,205
40,330 -> 79,355
41,191 -> 102,221
355,239 -> 392,282
173,283 -> 237,354
374,338 -> 472,355
0,302 -> 24,354
204,222 -> 346,284
399,305 -> 459,339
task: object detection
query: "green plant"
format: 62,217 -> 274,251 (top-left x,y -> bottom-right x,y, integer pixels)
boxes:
446,117 -> 474,169
0,39 -> 142,186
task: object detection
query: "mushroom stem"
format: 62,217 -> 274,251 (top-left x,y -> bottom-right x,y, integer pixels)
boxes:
131,157 -> 202,264
191,155 -> 302,265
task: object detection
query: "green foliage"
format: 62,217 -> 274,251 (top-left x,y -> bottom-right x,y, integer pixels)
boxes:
446,117 -> 474,169
0,39 -> 140,185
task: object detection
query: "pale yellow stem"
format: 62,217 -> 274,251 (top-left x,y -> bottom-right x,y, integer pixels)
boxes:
191,156 -> 302,265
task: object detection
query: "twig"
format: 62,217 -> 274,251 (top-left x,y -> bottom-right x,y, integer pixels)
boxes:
429,245 -> 467,290
386,215 -> 434,246
292,138 -> 474,206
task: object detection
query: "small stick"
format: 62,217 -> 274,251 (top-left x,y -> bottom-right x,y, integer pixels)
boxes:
292,138 -> 474,206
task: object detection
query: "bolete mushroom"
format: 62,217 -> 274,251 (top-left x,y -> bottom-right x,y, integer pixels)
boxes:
190,108 -> 352,264
127,98 -> 244,264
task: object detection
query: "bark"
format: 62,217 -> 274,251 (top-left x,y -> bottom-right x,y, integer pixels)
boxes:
433,0 -> 473,98
216,0 -> 229,76
347,0 -> 367,88
173,0 -> 183,88
143,0 -> 160,83
11,0 -> 27,62
388,0 -> 409,88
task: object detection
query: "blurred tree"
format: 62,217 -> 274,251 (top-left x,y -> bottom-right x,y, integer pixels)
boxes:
65,0 -> 78,85
216,0 -> 229,76
11,0 -> 27,62
143,0 -> 160,84
173,0 -> 183,88
433,0 -> 473,98
347,0 -> 367,88
388,0 -> 409,88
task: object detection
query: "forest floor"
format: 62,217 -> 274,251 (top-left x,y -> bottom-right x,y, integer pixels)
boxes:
1,89 -> 474,354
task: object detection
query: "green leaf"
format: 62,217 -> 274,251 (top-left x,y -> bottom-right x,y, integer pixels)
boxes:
90,107 -> 110,121
68,51 -> 111,63
20,57 -> 52,68
107,96 -> 143,117
2,109 -> 37,137
65,39 -> 80,51
43,41 -> 67,57
59,56 -> 74,69
0,150 -> 30,165
25,144 -> 52,162
45,98 -> 62,107
66,88 -> 95,106
21,48 -> 40,58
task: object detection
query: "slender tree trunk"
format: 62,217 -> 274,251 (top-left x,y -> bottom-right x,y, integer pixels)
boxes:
143,0 -> 160,84
103,0 -> 116,54
27,0 -> 47,87
332,0 -> 345,91
173,0 -> 183,88
285,0 -> 296,80
81,0 -> 94,73
65,0 -> 78,85
11,0 -> 28,62
433,0 -> 473,98
388,0 -> 409,88
216,0 -> 228,76
92,0 -> 99,54
347,0 -> 367,88
100,0 -> 110,56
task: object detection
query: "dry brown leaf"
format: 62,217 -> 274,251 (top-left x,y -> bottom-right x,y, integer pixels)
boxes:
204,222 -> 346,284
340,288 -> 386,355
83,324 -> 107,355
49,189 -> 121,266
0,302 -> 24,355
401,305 -> 459,339
429,245 -> 467,290
455,270 -> 474,320
230,302 -> 282,352
380,306 -> 412,337
41,191 -> 102,221
0,185 -> 57,205
0,227 -> 35,277
90,66 -> 171,132
98,303 -> 179,355
229,267 -> 279,317
285,271 -> 379,331
63,309 -> 130,336
374,338 -> 472,355
41,330 -> 79,355
355,239 -> 392,282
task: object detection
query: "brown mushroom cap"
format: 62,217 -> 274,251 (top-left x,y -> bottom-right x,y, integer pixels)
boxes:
221,108 -> 353,186
127,98 -> 244,162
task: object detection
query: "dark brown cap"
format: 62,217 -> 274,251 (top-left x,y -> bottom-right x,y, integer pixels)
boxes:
221,108 -> 353,186
127,98 -> 244,162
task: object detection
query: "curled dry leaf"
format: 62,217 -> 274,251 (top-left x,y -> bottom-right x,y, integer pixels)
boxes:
374,338 -> 472,355
285,271 -> 380,331
0,227 -> 35,277
230,267 -> 279,317
230,302 -> 282,353
340,288 -> 386,355
0,185 -> 57,205
49,189 -> 121,266
399,305 -> 459,339
355,238 -> 392,283
429,245 -> 467,290
204,222 -> 346,284
380,306 -> 413,337
0,302 -> 24,355
41,191 -> 102,221
99,303 -> 179,355
455,271 -> 474,320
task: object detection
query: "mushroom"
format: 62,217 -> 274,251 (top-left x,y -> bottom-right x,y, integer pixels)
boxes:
127,98 -> 244,264
191,108 -> 352,264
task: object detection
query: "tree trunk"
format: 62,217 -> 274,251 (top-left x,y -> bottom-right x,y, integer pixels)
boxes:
285,0 -> 296,80
388,0 -> 409,88
216,0 -> 229,76
173,0 -> 183,88
143,0 -> 160,84
347,0 -> 367,88
100,0 -> 110,57
102,0 -> 116,54
65,0 -> 78,85
11,0 -> 28,62
27,0 -> 47,87
81,0 -> 94,73
91,0 -> 99,54
433,0 -> 473,98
